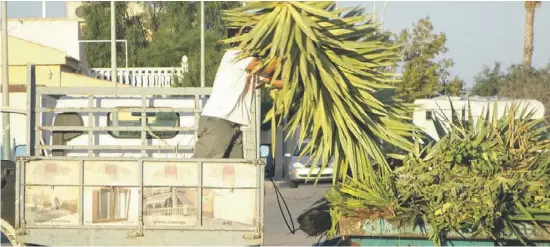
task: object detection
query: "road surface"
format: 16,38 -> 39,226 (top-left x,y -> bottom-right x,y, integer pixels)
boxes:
263,181 -> 331,246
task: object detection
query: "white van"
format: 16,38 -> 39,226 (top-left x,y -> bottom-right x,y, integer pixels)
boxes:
413,96 -> 546,140
42,95 -> 205,158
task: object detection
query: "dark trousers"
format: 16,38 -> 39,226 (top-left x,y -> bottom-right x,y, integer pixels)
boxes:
192,116 -> 243,158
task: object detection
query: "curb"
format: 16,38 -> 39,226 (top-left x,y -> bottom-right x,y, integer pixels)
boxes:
264,180 -> 292,190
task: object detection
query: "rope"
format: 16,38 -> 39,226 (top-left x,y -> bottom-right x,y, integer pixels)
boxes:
269,177 -> 297,235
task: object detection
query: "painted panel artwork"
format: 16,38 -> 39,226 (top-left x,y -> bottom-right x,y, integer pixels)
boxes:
143,162 -> 198,186
24,186 -> 79,225
83,187 -> 139,225
84,161 -> 139,186
202,163 -> 257,188
143,187 -> 198,226
202,189 -> 256,228
25,160 -> 80,185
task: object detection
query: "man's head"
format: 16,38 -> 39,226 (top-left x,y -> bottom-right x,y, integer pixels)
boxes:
227,26 -> 252,47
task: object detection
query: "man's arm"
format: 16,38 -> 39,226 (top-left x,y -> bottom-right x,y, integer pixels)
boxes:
246,58 -> 279,74
246,58 -> 283,89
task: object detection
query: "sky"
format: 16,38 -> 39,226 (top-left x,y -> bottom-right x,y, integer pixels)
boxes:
2,1 -> 550,89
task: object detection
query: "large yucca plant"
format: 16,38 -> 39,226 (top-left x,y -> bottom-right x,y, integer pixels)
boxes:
222,2 -> 415,192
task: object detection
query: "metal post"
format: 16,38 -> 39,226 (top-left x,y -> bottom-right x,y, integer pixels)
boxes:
373,0 -> 376,22
26,65 -> 36,157
42,0 -> 47,18
200,1 -> 205,88
381,1 -> 389,29
124,40 -> 128,68
2,1 -> 11,160
110,1 -> 117,86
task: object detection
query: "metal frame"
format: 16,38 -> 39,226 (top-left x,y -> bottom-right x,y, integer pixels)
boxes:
15,65 -> 264,246
16,158 -> 263,245
29,86 -> 214,156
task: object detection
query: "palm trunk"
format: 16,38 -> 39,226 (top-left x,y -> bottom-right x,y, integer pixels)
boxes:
523,6 -> 536,67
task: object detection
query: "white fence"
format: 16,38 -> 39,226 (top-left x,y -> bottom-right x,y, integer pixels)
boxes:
88,67 -> 186,88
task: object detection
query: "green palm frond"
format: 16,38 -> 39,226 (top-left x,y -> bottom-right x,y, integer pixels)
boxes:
222,2 -> 415,186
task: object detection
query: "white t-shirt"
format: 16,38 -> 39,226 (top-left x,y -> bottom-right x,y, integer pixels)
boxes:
201,49 -> 256,127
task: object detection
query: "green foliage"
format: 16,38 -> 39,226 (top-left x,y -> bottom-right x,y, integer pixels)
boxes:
81,2 -> 149,68
223,2 -> 416,185
81,1 -> 241,87
393,17 -> 455,102
471,62 -> 550,122
470,62 -> 504,97
445,76 -> 465,96
330,101 -> 550,245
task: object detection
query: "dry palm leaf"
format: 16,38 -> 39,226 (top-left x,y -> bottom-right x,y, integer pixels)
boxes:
221,2 -> 415,189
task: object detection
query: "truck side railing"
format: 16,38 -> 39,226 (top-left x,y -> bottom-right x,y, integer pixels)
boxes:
11,65 -> 265,246
26,64 -> 260,160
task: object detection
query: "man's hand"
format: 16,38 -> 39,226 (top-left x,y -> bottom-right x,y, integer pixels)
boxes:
254,77 -> 284,89
247,57 -> 283,89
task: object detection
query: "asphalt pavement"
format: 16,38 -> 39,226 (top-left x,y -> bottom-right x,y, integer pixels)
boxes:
263,180 -> 331,246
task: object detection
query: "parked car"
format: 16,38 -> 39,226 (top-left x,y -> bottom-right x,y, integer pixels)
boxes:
284,140 -> 333,188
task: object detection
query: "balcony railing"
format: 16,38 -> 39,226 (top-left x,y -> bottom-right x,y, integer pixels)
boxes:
88,67 -> 187,88
145,206 -> 195,216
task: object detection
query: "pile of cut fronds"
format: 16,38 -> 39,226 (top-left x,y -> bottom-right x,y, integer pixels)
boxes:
330,102 -> 550,245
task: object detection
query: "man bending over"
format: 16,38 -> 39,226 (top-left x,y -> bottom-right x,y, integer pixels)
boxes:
192,27 -> 283,159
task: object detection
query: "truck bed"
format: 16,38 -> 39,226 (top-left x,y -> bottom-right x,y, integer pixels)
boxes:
15,156 -> 264,246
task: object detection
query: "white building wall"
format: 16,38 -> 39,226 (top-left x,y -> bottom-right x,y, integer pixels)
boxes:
8,19 -> 83,62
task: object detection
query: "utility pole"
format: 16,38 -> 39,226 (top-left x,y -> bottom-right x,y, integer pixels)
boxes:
200,1 -> 205,88
2,1 -> 11,160
110,1 -> 117,86
373,0 -> 376,22
380,1 -> 389,30
42,0 -> 46,18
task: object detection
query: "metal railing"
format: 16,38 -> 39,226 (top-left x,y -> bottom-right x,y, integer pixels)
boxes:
88,67 -> 187,88
145,207 -> 196,217
12,65 -> 265,246
27,64 -> 260,160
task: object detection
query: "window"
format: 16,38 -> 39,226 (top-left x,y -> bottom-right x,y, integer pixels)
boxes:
426,111 -> 433,120
259,145 -> 270,158
14,145 -> 26,158
107,110 -> 179,139
52,112 -> 84,156
92,187 -> 130,223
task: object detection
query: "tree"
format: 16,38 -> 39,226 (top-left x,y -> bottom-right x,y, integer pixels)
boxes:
81,1 -> 241,87
523,1 -> 542,68
80,2 -> 149,68
470,62 -> 504,96
445,76 -> 465,96
497,64 -> 550,116
393,17 -> 454,102
471,62 -> 550,122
